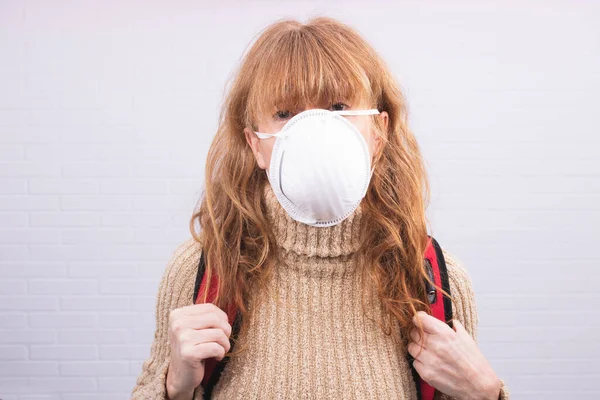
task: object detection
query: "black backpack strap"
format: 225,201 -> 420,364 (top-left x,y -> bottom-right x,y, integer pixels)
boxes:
192,251 -> 205,303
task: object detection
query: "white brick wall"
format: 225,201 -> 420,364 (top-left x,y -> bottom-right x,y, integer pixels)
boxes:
1,1 -> 598,398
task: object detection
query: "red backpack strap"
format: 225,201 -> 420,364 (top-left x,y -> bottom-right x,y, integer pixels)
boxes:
412,236 -> 453,400
193,252 -> 238,394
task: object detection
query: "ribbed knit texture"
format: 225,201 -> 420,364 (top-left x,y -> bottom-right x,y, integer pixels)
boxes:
131,184 -> 510,399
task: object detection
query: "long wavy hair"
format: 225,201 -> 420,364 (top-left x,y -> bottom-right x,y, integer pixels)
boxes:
190,16 -> 453,356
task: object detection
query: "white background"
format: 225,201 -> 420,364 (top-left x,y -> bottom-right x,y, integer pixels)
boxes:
1,0 -> 599,398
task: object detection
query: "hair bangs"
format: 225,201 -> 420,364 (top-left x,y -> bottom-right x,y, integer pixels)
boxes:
246,28 -> 374,127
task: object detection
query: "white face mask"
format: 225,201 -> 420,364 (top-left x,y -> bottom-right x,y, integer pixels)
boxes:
254,108 -> 380,227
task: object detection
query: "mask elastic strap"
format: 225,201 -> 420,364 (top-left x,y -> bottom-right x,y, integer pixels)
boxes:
255,131 -> 286,139
254,108 -> 381,139
333,109 -> 380,116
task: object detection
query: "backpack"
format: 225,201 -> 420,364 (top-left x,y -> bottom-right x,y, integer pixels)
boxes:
192,235 -> 452,399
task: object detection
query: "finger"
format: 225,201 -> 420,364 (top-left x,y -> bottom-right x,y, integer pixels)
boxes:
170,311 -> 232,337
197,313 -> 233,338
413,311 -> 448,335
177,303 -> 230,322
411,358 -> 431,384
179,328 -> 231,350
195,328 -> 232,354
409,328 -> 427,348
182,341 -> 227,362
409,328 -> 419,343
407,341 -> 426,359
452,319 -> 467,336
195,312 -> 232,338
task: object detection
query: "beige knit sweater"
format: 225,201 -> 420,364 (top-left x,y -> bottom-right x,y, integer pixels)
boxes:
131,184 -> 509,399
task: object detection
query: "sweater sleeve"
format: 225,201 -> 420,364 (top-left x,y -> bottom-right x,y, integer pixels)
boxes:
433,249 -> 510,400
131,237 -> 205,400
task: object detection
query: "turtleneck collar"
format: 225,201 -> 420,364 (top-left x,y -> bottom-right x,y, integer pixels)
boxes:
262,183 -> 364,258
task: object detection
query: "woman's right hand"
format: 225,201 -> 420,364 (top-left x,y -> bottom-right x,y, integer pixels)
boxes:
166,303 -> 232,399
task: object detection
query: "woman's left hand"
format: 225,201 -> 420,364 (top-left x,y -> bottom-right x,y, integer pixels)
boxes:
408,311 -> 502,400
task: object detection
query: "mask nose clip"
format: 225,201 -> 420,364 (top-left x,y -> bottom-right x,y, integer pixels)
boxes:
254,108 -> 380,140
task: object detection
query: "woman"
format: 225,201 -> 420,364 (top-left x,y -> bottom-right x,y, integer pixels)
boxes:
131,17 -> 509,400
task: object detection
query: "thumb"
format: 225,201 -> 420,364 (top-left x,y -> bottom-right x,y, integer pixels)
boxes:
452,319 -> 466,334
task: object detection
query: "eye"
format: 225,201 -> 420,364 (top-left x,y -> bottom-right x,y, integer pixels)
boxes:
273,110 -> 293,120
331,102 -> 349,111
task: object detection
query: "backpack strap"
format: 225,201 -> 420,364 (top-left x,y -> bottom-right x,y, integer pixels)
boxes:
409,235 -> 453,400
193,252 -> 240,398
193,236 -> 452,399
